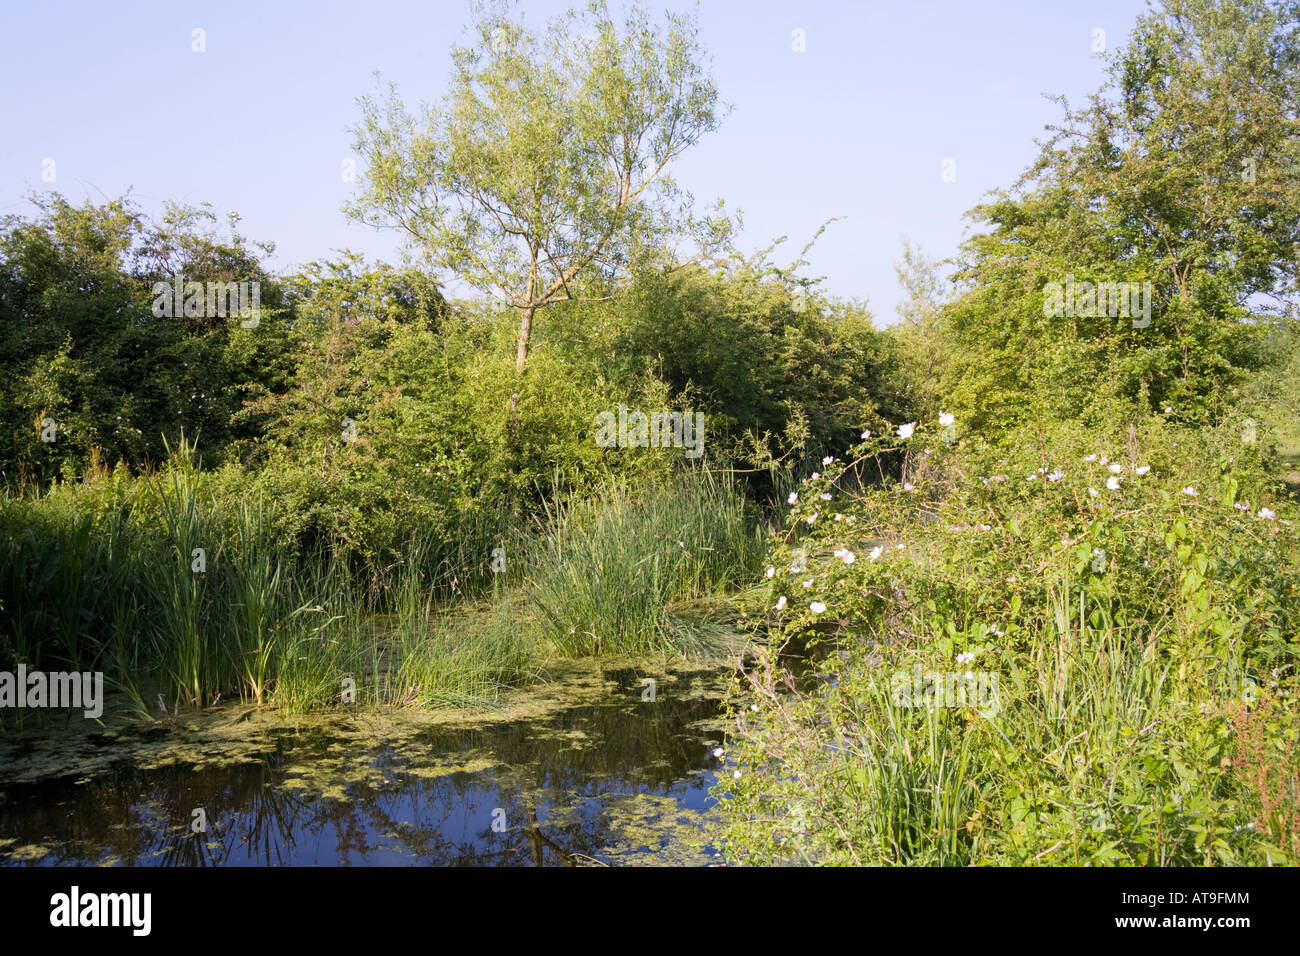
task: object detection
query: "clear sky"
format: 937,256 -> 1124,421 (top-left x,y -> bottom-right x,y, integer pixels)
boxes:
0,0 -> 1154,322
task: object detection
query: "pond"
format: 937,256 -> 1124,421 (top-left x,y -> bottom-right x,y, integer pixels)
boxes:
0,656 -> 742,867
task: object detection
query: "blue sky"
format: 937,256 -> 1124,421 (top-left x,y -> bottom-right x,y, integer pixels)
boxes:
0,0 -> 1153,321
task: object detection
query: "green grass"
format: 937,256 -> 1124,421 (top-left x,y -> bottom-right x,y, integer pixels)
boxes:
0,444 -> 758,721
526,469 -> 766,656
720,557 -> 1284,866
0,438 -> 534,720
389,588 -> 540,708
714,415 -> 1300,866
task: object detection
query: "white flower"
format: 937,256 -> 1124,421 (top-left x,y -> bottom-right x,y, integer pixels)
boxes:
806,513 -> 818,525
1258,507 -> 1276,521
834,549 -> 856,565
1182,486 -> 1199,497
811,472 -> 820,480
1234,502 -> 1250,512
1100,456 -> 1109,466
980,524 -> 991,531
1135,465 -> 1150,475
1083,454 -> 1097,462
956,652 -> 974,664
750,704 -> 759,712
833,513 -> 843,522
788,492 -> 798,505
938,411 -> 955,427
1108,463 -> 1123,475
802,579 -> 813,588
1048,470 -> 1064,482
1088,487 -> 1099,498
896,543 -> 905,550
822,455 -> 834,466
903,481 -> 914,492
713,747 -> 725,758
1107,476 -> 1121,490
733,770 -> 743,779
810,601 -> 826,614
1164,407 -> 1173,414
897,422 -> 916,439
861,429 -> 871,439
964,671 -> 974,681
765,566 -> 775,579
820,492 -> 832,500
869,546 -> 884,562
775,596 -> 787,610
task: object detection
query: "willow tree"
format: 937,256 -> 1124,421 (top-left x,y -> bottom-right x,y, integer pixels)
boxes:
345,0 -> 730,421
942,0 -> 1300,432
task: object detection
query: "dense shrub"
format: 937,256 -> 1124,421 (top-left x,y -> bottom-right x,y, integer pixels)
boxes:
0,195 -> 295,487
714,412 -> 1300,864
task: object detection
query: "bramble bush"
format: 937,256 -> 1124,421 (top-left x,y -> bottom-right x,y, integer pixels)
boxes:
713,410 -> 1299,865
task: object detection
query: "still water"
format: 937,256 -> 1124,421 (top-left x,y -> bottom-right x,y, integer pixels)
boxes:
0,659 -> 737,866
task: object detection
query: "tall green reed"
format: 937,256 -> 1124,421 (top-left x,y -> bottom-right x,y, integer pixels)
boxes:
528,469 -> 765,656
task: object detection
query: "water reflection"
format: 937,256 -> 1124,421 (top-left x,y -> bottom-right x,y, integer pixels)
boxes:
0,663 -> 732,867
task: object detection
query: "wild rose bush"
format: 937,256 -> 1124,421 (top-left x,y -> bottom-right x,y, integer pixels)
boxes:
714,413 -> 1300,865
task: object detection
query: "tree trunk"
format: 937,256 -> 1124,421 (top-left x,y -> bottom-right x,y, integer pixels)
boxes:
508,304 -> 534,421
505,305 -> 536,506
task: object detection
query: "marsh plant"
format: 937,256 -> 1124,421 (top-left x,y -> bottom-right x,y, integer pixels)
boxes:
0,438 -> 762,721
0,438 -> 538,719
714,413 -> 1300,866
528,469 -> 765,656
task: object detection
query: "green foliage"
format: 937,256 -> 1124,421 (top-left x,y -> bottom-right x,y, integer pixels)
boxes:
2,7 -> 1295,875
0,194 -> 294,487
602,247 -> 908,472
0,439 -> 536,722
242,255 -> 686,587
528,469 -> 764,656
345,0 -> 735,439
889,239 -> 958,424
710,2 -> 1300,861
714,412 -> 1300,865
935,0 -> 1300,435
390,588 -> 540,709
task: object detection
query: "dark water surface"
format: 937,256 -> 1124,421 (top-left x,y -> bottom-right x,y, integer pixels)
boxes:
0,660 -> 737,866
